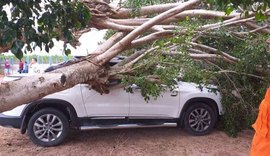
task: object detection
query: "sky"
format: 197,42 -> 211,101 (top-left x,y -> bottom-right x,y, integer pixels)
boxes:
3,28 -> 107,56
38,29 -> 108,56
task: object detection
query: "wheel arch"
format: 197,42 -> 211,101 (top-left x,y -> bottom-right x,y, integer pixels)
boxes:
179,97 -> 219,126
20,98 -> 79,134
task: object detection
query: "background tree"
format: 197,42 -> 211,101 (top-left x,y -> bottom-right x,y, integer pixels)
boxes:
0,0 -> 270,135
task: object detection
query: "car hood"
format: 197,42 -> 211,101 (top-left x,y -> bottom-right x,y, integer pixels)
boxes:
1,74 -> 32,83
178,81 -> 219,93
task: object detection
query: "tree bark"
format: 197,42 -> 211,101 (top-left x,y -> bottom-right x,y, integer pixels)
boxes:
0,61 -> 103,112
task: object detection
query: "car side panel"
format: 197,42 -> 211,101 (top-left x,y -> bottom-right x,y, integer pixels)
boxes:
178,82 -> 223,117
129,87 -> 180,118
80,85 -> 129,117
44,84 -> 87,117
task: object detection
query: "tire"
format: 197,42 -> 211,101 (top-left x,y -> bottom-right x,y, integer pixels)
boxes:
183,102 -> 217,136
27,108 -> 69,147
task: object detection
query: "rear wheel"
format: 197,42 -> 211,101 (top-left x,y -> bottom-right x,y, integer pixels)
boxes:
183,102 -> 217,136
27,108 -> 69,147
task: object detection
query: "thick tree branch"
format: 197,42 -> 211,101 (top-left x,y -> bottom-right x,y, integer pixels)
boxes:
0,61 -> 104,112
109,10 -> 239,26
131,30 -> 174,48
92,32 -> 127,54
92,18 -> 177,32
111,3 -> 180,19
96,0 -> 201,65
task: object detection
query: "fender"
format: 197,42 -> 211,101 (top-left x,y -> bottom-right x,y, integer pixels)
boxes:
178,97 -> 219,126
20,98 -> 79,134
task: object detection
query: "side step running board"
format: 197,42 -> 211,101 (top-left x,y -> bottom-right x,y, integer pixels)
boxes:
80,123 -> 177,131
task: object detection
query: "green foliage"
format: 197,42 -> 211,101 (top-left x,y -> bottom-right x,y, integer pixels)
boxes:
120,18 -> 200,98
119,14 -> 270,136
212,0 -> 270,10
185,31 -> 270,136
104,29 -> 117,40
0,0 -> 91,58
122,47 -> 181,101
207,0 -> 270,20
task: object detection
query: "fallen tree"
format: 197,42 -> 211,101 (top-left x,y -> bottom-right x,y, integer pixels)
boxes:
0,0 -> 270,135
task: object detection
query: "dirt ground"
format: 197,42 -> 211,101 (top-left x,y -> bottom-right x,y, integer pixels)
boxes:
0,126 -> 253,156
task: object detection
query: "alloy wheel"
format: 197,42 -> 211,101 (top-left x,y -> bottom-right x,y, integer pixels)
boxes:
33,114 -> 63,142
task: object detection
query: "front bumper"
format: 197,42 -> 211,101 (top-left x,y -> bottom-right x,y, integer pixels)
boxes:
0,113 -> 22,129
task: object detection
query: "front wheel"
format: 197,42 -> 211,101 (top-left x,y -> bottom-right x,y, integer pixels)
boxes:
183,102 -> 217,136
27,108 -> 69,147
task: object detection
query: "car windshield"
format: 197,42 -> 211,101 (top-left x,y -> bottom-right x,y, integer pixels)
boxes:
1,74 -> 29,83
44,56 -> 126,73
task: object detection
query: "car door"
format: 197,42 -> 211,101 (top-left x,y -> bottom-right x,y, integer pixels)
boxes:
80,83 -> 129,117
129,85 -> 180,118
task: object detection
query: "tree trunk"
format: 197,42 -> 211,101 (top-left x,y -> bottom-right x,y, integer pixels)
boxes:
0,61 -> 103,112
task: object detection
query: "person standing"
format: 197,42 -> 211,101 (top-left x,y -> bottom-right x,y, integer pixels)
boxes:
250,88 -> 270,156
4,59 -> 10,76
22,61 -> 28,73
18,59 -> 24,74
29,58 -> 40,74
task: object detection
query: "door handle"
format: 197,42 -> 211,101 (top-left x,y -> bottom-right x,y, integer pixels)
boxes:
80,84 -> 92,90
130,84 -> 140,91
133,87 -> 141,91
171,91 -> 178,97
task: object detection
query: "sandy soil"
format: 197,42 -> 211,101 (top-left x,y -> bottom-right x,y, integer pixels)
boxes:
0,126 -> 253,156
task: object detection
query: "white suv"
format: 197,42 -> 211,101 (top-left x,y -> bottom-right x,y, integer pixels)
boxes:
0,74 -> 223,147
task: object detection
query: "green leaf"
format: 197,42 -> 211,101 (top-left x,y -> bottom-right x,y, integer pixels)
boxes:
15,40 -> 24,49
244,10 -> 249,17
11,42 -> 19,54
15,49 -> 24,59
64,49 -> 71,56
49,41 -> 54,48
45,44 -> 50,52
255,11 -> 267,21
11,41 -> 24,59
2,29 -> 17,44
26,45 -> 32,51
225,5 -> 234,15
